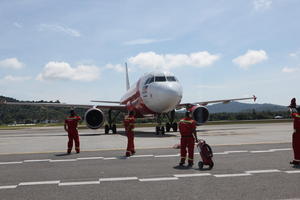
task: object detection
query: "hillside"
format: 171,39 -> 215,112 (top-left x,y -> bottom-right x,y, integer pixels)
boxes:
207,102 -> 287,113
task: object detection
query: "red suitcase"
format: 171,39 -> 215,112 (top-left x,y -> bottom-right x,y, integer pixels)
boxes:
197,139 -> 214,170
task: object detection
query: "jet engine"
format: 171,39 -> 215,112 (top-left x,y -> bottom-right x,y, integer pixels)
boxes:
84,108 -> 105,129
190,105 -> 209,125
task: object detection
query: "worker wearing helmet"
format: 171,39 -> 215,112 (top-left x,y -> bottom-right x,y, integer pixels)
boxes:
64,109 -> 81,154
124,111 -> 136,157
178,111 -> 198,167
289,98 -> 300,166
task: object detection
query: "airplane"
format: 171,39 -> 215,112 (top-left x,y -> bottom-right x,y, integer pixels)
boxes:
0,63 -> 256,135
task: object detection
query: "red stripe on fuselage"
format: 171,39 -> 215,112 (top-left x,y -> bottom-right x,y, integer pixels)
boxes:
121,80 -> 155,116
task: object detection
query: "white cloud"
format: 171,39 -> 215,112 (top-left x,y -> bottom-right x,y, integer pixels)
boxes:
105,63 -> 125,73
282,67 -> 299,73
197,84 -> 226,89
289,50 -> 300,58
38,24 -> 81,37
123,38 -> 171,45
3,75 -> 31,82
0,58 -> 24,69
37,62 -> 100,81
233,50 -> 268,69
13,22 -> 23,28
128,51 -> 220,70
253,0 -> 272,11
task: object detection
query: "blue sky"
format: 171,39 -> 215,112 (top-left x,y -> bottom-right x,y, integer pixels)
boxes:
0,0 -> 299,106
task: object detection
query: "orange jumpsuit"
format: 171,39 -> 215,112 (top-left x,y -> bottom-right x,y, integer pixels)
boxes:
179,117 -> 196,165
292,113 -> 300,162
65,115 -> 81,154
124,116 -> 135,156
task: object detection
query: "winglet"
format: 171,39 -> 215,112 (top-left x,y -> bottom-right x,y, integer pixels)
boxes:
125,62 -> 130,91
253,95 -> 257,102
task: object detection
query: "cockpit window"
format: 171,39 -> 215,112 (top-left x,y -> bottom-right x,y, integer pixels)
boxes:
145,76 -> 154,85
155,76 -> 166,82
166,76 -> 177,82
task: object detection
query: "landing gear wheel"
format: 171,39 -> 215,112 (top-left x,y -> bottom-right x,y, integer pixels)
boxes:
172,123 -> 178,132
208,162 -> 214,170
155,126 -> 160,135
105,125 -> 110,134
160,126 -> 165,135
198,161 -> 204,170
166,123 -> 171,132
112,124 -> 117,134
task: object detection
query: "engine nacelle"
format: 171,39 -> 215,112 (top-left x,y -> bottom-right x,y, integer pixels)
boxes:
84,108 -> 105,129
190,105 -> 209,125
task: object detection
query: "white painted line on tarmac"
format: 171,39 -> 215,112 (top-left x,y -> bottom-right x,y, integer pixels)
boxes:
131,155 -> 154,158
174,173 -> 211,178
49,159 -> 77,162
23,159 -> 50,162
59,181 -> 100,186
99,177 -> 138,182
213,152 -> 229,155
284,170 -> 300,174
0,161 -> 23,165
214,173 -> 252,178
245,169 -> 281,174
250,150 -> 273,153
0,185 -> 17,189
224,150 -> 249,153
269,148 -> 292,152
103,157 -> 117,160
155,154 -> 179,158
76,157 -> 104,160
139,177 -> 179,182
19,180 -> 60,186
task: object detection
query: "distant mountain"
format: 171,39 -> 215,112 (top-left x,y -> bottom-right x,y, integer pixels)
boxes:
207,102 -> 287,113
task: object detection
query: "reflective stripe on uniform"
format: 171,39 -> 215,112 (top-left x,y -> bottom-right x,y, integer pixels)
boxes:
180,120 -> 193,124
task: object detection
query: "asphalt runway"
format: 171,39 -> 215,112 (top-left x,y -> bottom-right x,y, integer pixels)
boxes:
1,122 -> 299,200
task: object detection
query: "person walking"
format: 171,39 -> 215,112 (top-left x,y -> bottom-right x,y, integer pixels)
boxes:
64,109 -> 81,154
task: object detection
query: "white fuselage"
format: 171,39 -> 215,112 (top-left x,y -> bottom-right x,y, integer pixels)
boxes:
120,71 -> 183,114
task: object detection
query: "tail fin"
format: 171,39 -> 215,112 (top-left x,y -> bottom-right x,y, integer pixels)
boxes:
125,62 -> 130,91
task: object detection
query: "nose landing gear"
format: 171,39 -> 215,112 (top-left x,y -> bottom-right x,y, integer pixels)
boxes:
155,110 -> 178,135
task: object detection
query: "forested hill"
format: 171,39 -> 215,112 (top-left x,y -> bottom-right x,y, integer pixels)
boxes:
0,95 -> 291,125
207,102 -> 287,113
0,95 -> 86,125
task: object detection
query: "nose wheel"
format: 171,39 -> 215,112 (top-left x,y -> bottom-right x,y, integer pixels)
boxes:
156,126 -> 165,135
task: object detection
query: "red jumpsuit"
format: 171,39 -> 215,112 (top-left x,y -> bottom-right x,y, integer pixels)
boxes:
292,113 -> 300,162
124,116 -> 135,156
179,117 -> 196,165
65,115 -> 81,154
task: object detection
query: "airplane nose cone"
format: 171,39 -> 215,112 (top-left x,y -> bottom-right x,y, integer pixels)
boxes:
146,83 -> 182,113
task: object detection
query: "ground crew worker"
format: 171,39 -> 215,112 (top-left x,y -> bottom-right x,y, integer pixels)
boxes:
289,98 -> 300,165
64,109 -> 81,154
124,111 -> 136,157
178,111 -> 198,167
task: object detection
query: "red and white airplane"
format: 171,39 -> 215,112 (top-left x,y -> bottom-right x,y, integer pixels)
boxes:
1,64 -> 256,134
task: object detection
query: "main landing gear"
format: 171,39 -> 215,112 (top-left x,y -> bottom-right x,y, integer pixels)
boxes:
104,110 -> 120,134
155,110 -> 178,135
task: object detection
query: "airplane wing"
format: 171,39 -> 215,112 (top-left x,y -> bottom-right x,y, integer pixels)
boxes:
177,95 -> 257,109
0,100 -> 126,110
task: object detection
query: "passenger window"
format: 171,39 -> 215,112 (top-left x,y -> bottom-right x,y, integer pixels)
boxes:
155,76 -> 166,82
166,76 -> 176,82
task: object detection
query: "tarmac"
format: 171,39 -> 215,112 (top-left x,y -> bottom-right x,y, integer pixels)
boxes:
0,122 -> 299,200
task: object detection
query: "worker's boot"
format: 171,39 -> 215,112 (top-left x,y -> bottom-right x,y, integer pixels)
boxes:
187,161 -> 193,168
125,151 -> 132,157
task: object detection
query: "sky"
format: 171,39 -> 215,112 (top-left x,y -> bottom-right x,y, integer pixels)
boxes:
0,0 -> 299,106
